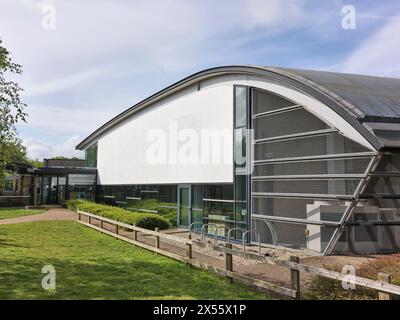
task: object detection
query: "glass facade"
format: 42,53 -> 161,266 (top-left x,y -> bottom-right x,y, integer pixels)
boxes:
67,174 -> 96,201
0,174 -> 32,207
97,184 -> 178,225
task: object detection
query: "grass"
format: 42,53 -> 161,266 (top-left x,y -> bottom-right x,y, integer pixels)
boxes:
0,221 -> 269,300
0,207 -> 46,220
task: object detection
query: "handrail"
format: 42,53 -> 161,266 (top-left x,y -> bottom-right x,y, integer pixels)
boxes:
214,225 -> 230,245
242,230 -> 261,254
200,223 -> 218,242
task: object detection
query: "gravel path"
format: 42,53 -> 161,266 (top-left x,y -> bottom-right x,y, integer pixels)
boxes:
0,208 -> 77,225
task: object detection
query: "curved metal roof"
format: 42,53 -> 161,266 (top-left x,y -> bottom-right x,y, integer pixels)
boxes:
277,67 -> 400,121
76,65 -> 400,150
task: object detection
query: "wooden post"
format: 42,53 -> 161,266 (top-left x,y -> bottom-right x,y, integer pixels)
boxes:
78,212 -> 81,221
186,234 -> 193,260
225,243 -> 233,283
290,256 -> 301,299
155,227 -> 160,249
115,224 -> 118,235
134,230 -> 138,242
378,273 -> 392,300
100,220 -> 103,229
88,216 -> 91,224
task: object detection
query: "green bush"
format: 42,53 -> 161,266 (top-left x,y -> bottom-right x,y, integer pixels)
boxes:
122,199 -> 177,226
65,199 -> 85,211
66,200 -> 170,230
304,256 -> 400,300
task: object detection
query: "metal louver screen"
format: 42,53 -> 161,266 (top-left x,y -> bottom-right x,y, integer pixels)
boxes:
254,133 -> 369,161
254,108 -> 329,139
252,179 -> 360,195
253,158 -> 371,176
253,89 -> 296,114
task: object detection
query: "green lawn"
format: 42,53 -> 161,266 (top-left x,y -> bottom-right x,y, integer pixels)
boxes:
0,221 -> 269,300
0,207 -> 46,220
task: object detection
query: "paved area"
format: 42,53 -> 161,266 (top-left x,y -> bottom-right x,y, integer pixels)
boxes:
0,208 -> 77,225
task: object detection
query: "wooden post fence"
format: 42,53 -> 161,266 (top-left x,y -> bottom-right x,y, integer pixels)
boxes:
378,273 -> 392,300
186,234 -> 193,260
290,256 -> 301,299
155,227 -> 160,249
76,210 -> 400,300
226,243 -> 233,283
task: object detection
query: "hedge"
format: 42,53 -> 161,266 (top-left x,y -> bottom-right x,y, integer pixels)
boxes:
66,199 -> 170,230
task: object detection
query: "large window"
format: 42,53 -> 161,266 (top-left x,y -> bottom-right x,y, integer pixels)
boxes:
68,174 -> 96,201
97,184 -> 178,225
85,143 -> 98,168
233,86 -> 250,239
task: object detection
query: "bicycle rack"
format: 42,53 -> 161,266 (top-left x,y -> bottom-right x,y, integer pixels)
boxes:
213,225 -> 230,245
227,228 -> 245,243
242,230 -> 261,254
188,222 -> 203,237
201,223 -> 218,242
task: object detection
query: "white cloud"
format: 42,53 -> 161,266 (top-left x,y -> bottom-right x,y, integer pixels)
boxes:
243,0 -> 304,29
21,103 -> 118,136
24,135 -> 84,160
343,16 -> 400,77
24,67 -> 109,97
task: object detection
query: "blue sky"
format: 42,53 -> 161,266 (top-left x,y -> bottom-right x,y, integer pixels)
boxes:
0,0 -> 399,160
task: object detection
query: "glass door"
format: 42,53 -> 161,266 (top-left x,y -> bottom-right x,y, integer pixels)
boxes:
57,176 -> 67,205
178,185 -> 191,227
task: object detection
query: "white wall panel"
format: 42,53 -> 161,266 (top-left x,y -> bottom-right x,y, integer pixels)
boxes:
97,85 -> 234,185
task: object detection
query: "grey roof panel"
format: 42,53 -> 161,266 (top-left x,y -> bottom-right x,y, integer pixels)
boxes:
277,68 -> 400,121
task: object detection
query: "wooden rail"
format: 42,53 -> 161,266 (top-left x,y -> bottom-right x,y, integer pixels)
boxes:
77,210 -> 400,299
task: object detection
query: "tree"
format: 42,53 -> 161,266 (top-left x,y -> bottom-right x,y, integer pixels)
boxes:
52,156 -> 80,160
0,37 -> 27,184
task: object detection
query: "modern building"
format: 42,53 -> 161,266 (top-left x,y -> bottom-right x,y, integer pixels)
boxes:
76,66 -> 400,255
0,158 -> 96,206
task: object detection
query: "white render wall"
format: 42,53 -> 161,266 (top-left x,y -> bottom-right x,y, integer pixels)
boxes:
96,84 -> 234,185
94,73 -> 376,186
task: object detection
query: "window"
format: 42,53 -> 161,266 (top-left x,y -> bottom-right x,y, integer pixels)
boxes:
235,86 -> 247,127
85,143 -> 98,167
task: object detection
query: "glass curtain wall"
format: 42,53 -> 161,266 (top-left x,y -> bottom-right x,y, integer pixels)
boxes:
67,174 -> 96,201
97,184 -> 178,226
250,87 -> 375,253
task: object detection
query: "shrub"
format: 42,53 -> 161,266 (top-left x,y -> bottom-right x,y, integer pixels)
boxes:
304,256 -> 400,300
66,199 -> 170,230
65,199 -> 86,212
